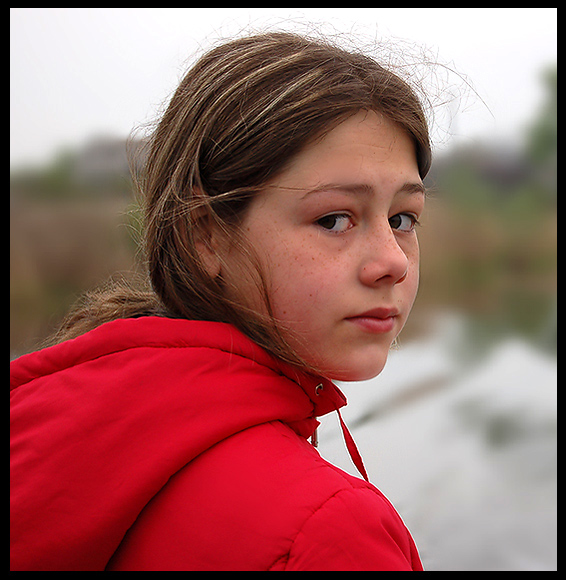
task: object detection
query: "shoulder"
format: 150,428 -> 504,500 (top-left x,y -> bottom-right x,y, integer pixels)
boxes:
213,422 -> 421,571
232,422 -> 422,571
278,484 -> 422,571
115,420 -> 420,571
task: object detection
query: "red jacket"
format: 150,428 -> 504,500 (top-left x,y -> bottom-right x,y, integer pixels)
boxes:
10,317 -> 422,571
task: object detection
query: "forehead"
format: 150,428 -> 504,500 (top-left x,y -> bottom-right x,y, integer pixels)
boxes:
270,110 -> 421,192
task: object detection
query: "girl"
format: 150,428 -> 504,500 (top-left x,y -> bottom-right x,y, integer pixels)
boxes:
10,31 -> 431,571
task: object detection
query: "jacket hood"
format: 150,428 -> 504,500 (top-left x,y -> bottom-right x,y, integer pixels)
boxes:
10,317 -> 344,570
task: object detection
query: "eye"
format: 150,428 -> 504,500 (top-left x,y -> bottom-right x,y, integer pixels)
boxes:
389,213 -> 419,233
316,213 -> 353,234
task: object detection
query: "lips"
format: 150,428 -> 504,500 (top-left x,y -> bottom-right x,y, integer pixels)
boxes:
345,308 -> 399,334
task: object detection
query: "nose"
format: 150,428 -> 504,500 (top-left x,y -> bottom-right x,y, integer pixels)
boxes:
358,225 -> 410,287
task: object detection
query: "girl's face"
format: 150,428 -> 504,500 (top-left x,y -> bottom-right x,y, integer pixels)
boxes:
225,110 -> 425,381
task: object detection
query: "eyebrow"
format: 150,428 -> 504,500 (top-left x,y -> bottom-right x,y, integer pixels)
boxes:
299,181 -> 426,199
397,181 -> 427,196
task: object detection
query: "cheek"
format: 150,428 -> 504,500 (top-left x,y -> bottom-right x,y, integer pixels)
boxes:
268,256 -> 320,315
263,237 -> 338,321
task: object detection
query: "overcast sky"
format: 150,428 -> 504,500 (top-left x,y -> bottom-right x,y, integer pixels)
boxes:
10,8 -> 557,168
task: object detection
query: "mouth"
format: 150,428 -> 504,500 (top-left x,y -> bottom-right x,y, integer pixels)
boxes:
345,308 -> 399,334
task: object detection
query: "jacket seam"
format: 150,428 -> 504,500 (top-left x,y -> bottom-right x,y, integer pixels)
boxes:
269,486 -> 360,571
267,552 -> 289,571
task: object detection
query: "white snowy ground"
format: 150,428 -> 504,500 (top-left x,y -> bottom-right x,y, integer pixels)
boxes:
316,313 -> 557,571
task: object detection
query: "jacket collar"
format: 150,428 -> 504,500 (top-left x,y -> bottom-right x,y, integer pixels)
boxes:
10,317 -> 367,571
11,316 -> 346,420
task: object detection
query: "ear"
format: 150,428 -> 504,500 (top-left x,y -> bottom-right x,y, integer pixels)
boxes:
191,203 -> 224,279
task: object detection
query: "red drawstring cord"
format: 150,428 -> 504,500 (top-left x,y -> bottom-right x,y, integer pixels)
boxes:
336,408 -> 369,482
310,382 -> 369,482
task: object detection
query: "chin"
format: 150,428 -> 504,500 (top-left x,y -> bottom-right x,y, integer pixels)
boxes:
324,353 -> 389,383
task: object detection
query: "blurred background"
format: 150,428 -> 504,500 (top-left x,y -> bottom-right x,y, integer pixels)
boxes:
10,8 -> 556,571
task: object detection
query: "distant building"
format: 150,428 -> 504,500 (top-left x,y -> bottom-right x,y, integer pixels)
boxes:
72,136 -> 147,184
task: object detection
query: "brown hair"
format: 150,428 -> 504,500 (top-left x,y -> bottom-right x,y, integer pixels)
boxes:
52,31 -> 432,369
